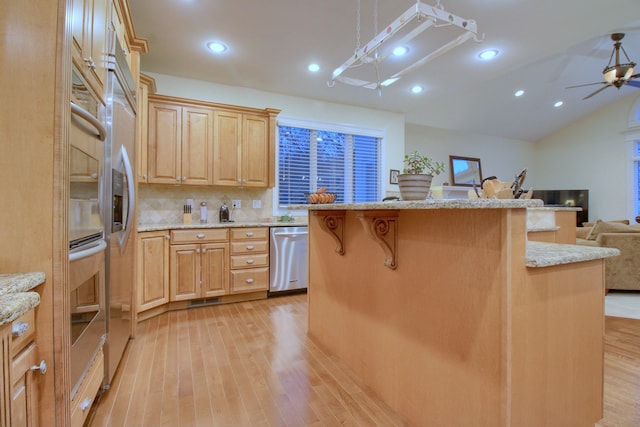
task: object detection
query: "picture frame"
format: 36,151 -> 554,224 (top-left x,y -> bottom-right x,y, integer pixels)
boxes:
449,156 -> 482,187
390,169 -> 400,185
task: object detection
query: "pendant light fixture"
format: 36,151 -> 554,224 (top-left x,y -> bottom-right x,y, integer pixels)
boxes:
328,0 -> 481,92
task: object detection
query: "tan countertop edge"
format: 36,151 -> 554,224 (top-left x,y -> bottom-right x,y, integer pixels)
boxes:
526,241 -> 620,268
0,272 -> 45,326
138,220 -> 307,233
288,198 -> 544,210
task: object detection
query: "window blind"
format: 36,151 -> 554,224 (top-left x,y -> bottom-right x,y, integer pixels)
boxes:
278,125 -> 381,207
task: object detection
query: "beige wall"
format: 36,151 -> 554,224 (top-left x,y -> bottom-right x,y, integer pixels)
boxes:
534,92 -> 640,222
404,123 -> 535,187
143,73 -> 640,223
146,72 -> 406,196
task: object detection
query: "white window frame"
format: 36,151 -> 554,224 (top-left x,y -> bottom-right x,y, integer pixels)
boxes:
273,116 -> 386,216
626,95 -> 640,220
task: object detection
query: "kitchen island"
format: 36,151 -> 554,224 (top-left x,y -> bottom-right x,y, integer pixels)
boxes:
297,199 -> 617,427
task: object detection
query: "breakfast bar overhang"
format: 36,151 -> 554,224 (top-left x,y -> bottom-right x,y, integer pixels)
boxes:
294,199 -> 619,427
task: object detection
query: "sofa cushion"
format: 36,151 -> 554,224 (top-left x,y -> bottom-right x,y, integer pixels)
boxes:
583,219 -> 629,228
586,220 -> 640,240
576,227 -> 592,239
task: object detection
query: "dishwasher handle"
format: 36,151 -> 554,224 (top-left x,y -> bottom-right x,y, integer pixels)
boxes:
273,231 -> 308,238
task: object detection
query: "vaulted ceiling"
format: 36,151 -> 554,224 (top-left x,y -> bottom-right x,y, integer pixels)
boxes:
129,0 -> 640,141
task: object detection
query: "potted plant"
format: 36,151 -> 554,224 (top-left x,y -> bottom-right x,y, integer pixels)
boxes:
398,151 -> 445,200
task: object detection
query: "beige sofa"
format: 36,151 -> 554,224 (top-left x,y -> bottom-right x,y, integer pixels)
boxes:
576,220 -> 640,291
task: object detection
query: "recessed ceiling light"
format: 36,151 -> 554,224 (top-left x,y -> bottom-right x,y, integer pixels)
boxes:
393,46 -> 409,57
410,85 -> 424,94
308,63 -> 320,73
514,89 -> 525,97
554,101 -> 564,108
478,49 -> 499,61
207,41 -> 228,54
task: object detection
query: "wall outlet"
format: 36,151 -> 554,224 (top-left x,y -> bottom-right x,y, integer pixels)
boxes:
252,199 -> 262,209
231,199 -> 241,209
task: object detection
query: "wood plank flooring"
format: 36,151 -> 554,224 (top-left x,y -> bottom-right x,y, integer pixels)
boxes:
88,294 -> 409,426
89,295 -> 640,427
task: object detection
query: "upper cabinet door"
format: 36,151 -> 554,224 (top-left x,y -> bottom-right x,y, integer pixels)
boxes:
242,114 -> 269,187
181,106 -> 214,185
71,0 -> 108,103
213,110 -> 242,186
148,102 -> 182,184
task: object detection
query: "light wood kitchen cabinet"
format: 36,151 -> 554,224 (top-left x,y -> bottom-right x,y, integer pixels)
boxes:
136,74 -> 155,183
169,229 -> 229,301
137,231 -> 170,313
0,307 -> 44,427
147,99 -> 215,185
229,228 -> 269,294
71,0 -> 109,103
213,112 -> 271,187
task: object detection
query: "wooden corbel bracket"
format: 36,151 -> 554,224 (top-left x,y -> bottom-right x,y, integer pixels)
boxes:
313,210 -> 346,255
355,210 -> 399,270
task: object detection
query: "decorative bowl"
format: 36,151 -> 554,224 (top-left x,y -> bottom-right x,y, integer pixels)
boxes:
305,192 -> 337,204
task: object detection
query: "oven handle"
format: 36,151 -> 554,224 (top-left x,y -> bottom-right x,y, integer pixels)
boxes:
70,101 -> 106,141
69,239 -> 107,262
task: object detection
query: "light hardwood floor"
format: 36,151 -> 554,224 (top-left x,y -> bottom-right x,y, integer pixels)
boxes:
89,294 -> 640,427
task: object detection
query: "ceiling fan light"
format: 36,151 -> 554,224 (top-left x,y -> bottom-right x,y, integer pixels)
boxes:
623,63 -> 635,80
603,66 -> 617,83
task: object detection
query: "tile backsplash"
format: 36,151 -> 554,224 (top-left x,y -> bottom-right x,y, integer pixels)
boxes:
137,184 -> 274,224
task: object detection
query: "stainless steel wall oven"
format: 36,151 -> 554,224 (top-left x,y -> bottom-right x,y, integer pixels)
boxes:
69,66 -> 107,398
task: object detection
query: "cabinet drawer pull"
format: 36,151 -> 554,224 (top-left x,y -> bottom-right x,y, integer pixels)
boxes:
80,397 -> 93,411
246,259 -> 254,264
201,248 -> 207,254
196,233 -> 205,239
196,248 -> 201,254
31,360 -> 47,375
246,245 -> 254,250
245,278 -> 254,284
246,232 -> 254,237
12,321 -> 29,337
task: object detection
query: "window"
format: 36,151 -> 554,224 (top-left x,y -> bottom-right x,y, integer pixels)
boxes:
277,123 -> 382,209
633,140 -> 640,218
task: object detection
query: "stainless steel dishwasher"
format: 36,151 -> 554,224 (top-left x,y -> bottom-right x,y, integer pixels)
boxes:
269,226 -> 308,295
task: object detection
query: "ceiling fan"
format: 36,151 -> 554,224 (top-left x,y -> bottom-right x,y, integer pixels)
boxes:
567,33 -> 640,100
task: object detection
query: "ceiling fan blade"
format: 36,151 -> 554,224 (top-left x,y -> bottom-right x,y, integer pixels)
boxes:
627,80 -> 640,88
566,81 -> 607,89
583,84 -> 612,100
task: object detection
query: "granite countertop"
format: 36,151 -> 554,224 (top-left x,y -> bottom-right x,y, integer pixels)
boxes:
289,198 -> 544,211
0,272 -> 45,326
138,220 -> 307,232
526,241 -> 619,268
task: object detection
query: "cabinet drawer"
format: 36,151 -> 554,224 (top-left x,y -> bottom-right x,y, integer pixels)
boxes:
230,240 -> 268,255
171,228 -> 228,244
11,309 -> 35,356
230,253 -> 269,269
230,227 -> 268,241
230,268 -> 269,293
71,349 -> 104,427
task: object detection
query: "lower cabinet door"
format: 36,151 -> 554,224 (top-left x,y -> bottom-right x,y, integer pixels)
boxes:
11,342 -> 39,427
201,243 -> 229,297
170,244 -> 200,301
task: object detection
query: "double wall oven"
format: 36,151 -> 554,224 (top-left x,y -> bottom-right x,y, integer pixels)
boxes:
69,67 -> 107,398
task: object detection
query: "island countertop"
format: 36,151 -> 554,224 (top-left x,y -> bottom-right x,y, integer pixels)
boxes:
289,198 -> 544,211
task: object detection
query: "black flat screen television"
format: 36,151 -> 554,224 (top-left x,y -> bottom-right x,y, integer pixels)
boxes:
532,189 -> 589,226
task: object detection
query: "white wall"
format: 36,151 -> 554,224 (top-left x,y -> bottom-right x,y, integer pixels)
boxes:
146,73 -> 406,195
405,123 -> 535,187
534,92 -> 640,222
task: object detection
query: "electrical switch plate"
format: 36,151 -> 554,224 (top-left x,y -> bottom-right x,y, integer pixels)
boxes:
252,200 -> 262,209
232,200 -> 241,209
